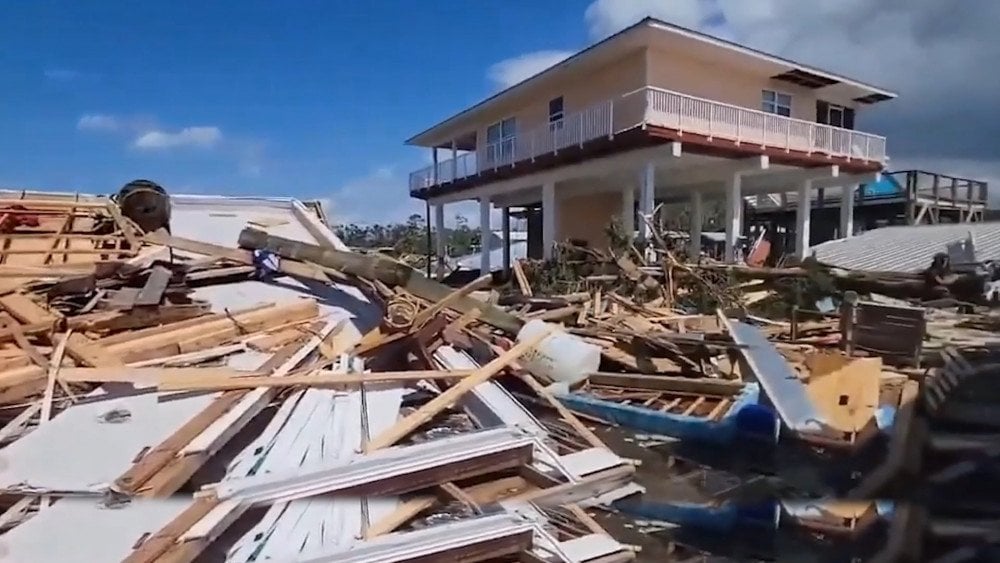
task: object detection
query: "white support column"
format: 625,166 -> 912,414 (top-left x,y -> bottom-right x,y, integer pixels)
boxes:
501,206 -> 511,274
542,182 -> 557,260
724,174 -> 743,263
638,161 -> 655,241
479,197 -> 492,273
451,140 -> 458,181
621,187 -> 635,239
434,203 -> 446,280
689,190 -> 703,260
795,180 -> 813,260
839,184 -> 856,239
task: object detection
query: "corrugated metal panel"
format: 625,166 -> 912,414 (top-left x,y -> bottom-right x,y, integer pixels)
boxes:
724,319 -> 825,436
813,222 -> 1000,272
213,427 -> 536,504
223,366 -> 406,562
298,511 -> 539,563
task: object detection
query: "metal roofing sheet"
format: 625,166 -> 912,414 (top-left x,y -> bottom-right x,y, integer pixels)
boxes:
1,498 -> 191,563
812,221 -> 1000,272
724,319 -> 826,435
0,389 -> 216,493
223,366 -> 405,562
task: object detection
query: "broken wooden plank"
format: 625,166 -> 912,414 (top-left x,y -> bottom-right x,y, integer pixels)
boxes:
135,265 -> 172,306
143,230 -> 342,283
365,326 -> 555,452
40,331 -> 70,422
156,369 -> 476,391
237,228 -> 524,334
57,366 -> 253,384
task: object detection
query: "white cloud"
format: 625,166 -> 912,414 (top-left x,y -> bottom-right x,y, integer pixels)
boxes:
133,126 -> 223,150
325,166 -> 425,226
77,114 -> 120,131
585,0 -> 706,39
487,50 -> 574,90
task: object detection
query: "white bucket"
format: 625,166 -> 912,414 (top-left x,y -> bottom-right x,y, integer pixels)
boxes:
516,319 -> 601,386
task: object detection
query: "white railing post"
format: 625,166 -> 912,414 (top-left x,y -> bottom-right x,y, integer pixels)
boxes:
864,136 -> 871,161
578,112 -> 584,148
785,121 -> 790,151
608,100 -> 614,138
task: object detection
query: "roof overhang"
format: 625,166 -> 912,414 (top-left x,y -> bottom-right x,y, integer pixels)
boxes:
406,17 -> 898,148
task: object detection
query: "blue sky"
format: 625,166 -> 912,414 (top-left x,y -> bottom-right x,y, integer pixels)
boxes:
1,1 -> 646,223
6,2 -> 992,223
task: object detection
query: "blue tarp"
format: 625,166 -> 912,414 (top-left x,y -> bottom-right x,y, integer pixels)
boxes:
860,175 -> 902,198
555,382 -> 779,445
611,498 -> 779,532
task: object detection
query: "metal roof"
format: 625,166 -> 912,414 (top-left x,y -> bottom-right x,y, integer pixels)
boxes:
812,222 -> 1000,272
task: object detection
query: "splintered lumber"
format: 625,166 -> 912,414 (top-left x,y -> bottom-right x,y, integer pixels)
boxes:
68,304 -> 210,334
57,367 -> 252,384
411,274 -> 491,329
117,320 -> 347,497
65,332 -> 123,367
121,497 -> 221,563
102,299 -> 319,363
40,331 -> 70,422
0,301 -> 319,404
365,326 -> 555,452
156,369 -> 476,391
237,227 -> 524,334
143,230 -> 340,283
0,292 -> 58,325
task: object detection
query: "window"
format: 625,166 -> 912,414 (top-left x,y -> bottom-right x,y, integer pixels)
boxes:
548,96 -> 564,131
816,100 -> 855,129
762,90 -> 792,117
486,117 -> 517,165
827,104 -> 845,128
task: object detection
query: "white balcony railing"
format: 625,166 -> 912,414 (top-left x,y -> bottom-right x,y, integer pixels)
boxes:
409,87 -> 888,193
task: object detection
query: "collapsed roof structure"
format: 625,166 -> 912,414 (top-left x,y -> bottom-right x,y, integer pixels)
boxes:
0,189 -> 639,562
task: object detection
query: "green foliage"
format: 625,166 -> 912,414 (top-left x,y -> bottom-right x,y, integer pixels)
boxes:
334,213 -> 481,258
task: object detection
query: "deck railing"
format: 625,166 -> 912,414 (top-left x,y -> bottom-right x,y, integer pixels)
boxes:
409,87 -> 888,193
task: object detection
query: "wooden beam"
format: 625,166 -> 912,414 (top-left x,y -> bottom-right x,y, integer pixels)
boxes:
143,230 -> 342,283
121,497 -> 220,563
365,326 -> 554,452
57,366 -> 253,384
588,372 -> 744,396
40,331 -> 70,422
410,274 -> 491,329
364,496 -> 437,539
155,369 -> 476,391
236,228 -> 524,334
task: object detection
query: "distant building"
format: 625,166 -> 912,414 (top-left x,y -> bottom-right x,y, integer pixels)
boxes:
406,17 -> 896,277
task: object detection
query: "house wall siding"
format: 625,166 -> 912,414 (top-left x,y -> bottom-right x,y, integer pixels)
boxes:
555,191 -> 624,249
469,49 -> 648,154
431,45 -> 866,151
645,47 -> 860,123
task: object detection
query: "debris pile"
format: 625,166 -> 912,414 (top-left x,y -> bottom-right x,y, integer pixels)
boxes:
0,190 -> 996,562
0,192 -> 649,563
